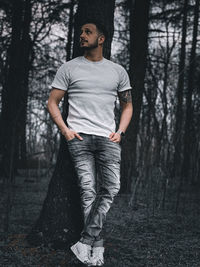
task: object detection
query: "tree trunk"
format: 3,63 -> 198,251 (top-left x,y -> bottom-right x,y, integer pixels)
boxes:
175,0 -> 199,212
181,0 -> 199,180
173,0 -> 189,177
0,0 -> 32,179
18,0 -> 32,165
66,0 -> 75,61
121,0 -> 150,192
27,0 -> 116,247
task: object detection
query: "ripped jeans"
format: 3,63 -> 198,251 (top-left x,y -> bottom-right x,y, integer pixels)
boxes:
67,133 -> 121,247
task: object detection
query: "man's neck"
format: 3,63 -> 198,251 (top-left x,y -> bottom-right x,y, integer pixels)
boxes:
84,49 -> 103,62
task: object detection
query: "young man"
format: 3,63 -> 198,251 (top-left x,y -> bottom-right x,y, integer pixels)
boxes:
47,20 -> 133,266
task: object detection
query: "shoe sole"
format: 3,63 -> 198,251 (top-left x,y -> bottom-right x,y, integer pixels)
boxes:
70,244 -> 91,265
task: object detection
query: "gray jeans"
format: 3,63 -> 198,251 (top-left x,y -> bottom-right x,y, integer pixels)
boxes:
67,133 -> 121,247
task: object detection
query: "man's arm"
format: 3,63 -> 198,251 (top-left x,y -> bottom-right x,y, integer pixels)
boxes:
47,88 -> 83,141
109,89 -> 133,143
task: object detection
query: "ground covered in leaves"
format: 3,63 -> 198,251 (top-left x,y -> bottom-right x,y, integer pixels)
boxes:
0,170 -> 200,267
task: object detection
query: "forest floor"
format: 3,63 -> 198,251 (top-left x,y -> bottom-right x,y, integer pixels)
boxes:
0,169 -> 200,267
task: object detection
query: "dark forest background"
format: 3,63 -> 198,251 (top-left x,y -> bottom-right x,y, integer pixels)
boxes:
0,0 -> 200,266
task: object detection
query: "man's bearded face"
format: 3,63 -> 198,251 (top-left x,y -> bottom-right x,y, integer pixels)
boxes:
80,23 -> 101,50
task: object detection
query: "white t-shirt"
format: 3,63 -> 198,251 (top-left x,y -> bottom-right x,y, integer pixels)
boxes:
51,56 -> 132,137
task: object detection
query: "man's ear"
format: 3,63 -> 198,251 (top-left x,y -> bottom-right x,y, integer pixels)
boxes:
98,35 -> 105,44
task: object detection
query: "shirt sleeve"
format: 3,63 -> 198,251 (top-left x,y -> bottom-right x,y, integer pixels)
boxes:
117,66 -> 132,92
50,63 -> 70,91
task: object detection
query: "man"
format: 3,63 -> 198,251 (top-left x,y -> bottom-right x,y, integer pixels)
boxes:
47,19 -> 133,266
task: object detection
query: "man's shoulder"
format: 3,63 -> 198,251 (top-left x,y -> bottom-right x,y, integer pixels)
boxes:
62,56 -> 82,67
104,59 -> 128,76
104,58 -> 125,70
56,57 -> 83,75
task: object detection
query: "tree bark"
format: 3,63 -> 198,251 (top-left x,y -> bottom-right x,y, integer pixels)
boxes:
27,0 -> 116,247
181,0 -> 199,180
66,0 -> 75,61
176,0 -> 199,213
120,0 -> 150,192
0,0 -> 32,179
173,0 -> 189,177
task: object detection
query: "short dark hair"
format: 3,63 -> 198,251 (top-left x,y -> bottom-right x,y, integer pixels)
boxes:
81,19 -> 108,41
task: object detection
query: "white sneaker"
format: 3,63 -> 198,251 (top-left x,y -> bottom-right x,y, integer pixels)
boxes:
90,246 -> 105,266
70,241 -> 92,265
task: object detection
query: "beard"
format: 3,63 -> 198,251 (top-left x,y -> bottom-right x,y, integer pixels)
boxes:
80,38 -> 99,50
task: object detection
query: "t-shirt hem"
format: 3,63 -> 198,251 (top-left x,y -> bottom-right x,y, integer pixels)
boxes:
118,86 -> 132,92
51,84 -> 67,91
68,128 -> 112,138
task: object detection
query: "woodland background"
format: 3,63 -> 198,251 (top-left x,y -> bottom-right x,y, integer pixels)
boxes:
0,0 -> 200,266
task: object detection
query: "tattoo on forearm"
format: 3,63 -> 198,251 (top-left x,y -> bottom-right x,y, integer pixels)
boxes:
118,89 -> 132,103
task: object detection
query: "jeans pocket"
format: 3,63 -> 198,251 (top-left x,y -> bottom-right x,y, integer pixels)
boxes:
108,137 -> 121,145
67,137 -> 76,143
